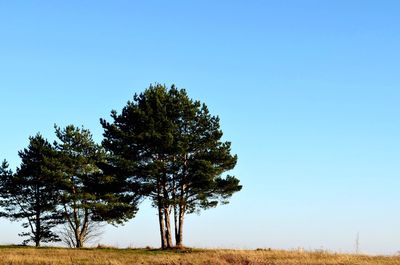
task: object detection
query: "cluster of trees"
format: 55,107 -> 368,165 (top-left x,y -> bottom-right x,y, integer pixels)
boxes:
0,84 -> 242,249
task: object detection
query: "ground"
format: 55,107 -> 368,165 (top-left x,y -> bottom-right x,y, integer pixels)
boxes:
0,246 -> 399,265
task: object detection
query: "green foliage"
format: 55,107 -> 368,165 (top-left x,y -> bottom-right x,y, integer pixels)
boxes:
52,125 -> 138,248
0,83 -> 240,248
50,125 -> 140,248
101,84 -> 242,246
102,84 -> 241,209
0,134 -> 62,246
53,124 -> 103,214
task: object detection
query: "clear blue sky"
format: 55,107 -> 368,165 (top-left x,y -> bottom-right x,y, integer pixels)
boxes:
0,0 -> 399,254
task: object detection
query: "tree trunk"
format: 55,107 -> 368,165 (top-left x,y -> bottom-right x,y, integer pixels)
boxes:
75,228 -> 87,248
164,206 -> 173,248
71,184 -> 83,248
75,227 -> 81,248
35,184 -> 41,247
76,238 -> 83,248
156,175 -> 167,249
160,167 -> 172,249
35,211 -> 41,247
175,155 -> 188,247
172,171 -> 178,244
157,197 -> 167,249
176,205 -> 185,247
77,206 -> 89,248
173,204 -> 178,244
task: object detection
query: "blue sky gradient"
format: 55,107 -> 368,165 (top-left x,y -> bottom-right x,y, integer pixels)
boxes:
0,1 -> 399,254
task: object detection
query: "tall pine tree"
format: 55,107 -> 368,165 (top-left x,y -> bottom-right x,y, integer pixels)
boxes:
0,135 -> 62,247
101,84 -> 241,248
53,125 -> 139,248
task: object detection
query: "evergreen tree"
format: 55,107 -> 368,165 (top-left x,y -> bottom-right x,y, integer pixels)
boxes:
167,88 -> 241,247
0,135 -> 62,247
53,125 -> 138,248
101,84 -> 242,248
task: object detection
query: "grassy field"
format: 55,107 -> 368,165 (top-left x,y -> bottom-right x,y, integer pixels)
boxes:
0,246 -> 399,265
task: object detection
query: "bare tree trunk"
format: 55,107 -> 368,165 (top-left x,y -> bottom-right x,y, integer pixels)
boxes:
172,170 -> 179,245
74,225 -> 81,248
173,204 -> 178,244
76,238 -> 82,248
35,213 -> 41,247
176,204 -> 185,247
175,155 -> 188,247
158,204 -> 167,249
78,206 -> 89,248
73,201 -> 82,248
164,206 -> 173,248
157,178 -> 167,249
162,173 -> 173,248
35,185 -> 41,247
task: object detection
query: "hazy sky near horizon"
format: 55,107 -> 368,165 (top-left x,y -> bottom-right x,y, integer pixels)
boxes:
1,0 -> 400,254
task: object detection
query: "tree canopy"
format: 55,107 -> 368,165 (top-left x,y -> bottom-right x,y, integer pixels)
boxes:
0,134 -> 61,246
52,125 -> 139,248
0,84 -> 241,249
101,84 -> 241,248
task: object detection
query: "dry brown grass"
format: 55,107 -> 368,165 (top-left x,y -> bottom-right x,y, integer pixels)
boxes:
0,246 -> 399,265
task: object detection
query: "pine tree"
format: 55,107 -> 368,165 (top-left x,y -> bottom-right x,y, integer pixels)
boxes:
0,135 -> 62,247
101,84 -> 242,248
53,125 -> 138,248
